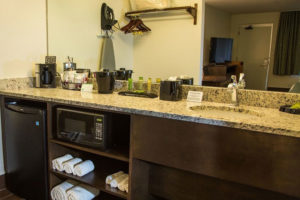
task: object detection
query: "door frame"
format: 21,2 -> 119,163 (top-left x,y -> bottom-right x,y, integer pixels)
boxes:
237,23 -> 273,90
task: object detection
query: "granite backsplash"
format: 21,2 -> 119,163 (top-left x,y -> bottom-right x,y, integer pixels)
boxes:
0,77 -> 34,90
114,81 -> 300,109
1,78 -> 299,109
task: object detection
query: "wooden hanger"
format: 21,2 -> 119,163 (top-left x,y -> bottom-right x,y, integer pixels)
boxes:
120,16 -> 151,34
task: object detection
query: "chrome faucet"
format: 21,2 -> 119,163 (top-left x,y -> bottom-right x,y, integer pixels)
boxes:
228,73 -> 245,106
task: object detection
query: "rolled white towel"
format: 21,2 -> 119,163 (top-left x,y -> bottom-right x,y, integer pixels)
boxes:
117,176 -> 129,192
51,180 -> 77,200
63,158 -> 82,174
110,174 -> 128,188
74,160 -> 95,177
67,184 -> 99,200
53,154 -> 73,172
52,159 -> 57,170
105,171 -> 124,185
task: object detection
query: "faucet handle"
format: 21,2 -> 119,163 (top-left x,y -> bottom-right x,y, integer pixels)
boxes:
239,73 -> 245,82
238,73 -> 246,89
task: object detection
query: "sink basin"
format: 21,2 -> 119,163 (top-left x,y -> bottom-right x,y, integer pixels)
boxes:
189,105 -> 263,118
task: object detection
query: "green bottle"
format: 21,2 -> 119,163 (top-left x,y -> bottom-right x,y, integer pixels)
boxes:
128,78 -> 133,91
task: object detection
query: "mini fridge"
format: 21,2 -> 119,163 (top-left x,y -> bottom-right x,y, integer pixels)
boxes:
3,100 -> 48,200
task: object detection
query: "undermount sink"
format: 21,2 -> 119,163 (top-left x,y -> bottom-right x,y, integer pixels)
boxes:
189,105 -> 263,118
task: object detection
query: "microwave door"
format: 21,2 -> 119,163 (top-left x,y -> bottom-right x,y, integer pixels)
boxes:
56,108 -> 107,149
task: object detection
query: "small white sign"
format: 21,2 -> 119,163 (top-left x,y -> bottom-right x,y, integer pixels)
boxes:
187,91 -> 203,103
81,84 -> 93,93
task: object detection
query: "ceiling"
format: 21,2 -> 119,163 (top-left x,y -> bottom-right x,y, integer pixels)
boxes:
205,0 -> 300,14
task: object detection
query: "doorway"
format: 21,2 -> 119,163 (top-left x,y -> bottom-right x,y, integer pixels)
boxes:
237,24 -> 273,90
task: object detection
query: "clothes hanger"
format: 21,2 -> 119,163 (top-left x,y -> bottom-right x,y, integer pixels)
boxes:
121,16 -> 151,34
136,19 -> 151,32
121,19 -> 136,32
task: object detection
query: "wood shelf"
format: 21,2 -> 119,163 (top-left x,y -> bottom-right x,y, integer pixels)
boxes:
125,4 -> 198,25
50,169 -> 127,199
49,139 -> 129,163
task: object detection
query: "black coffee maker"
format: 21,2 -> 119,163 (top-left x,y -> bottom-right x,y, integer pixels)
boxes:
35,64 -> 57,88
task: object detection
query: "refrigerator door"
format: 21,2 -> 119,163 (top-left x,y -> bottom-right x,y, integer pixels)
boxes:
3,102 -> 48,200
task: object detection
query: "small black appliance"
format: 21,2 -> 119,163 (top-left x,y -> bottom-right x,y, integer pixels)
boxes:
55,108 -> 111,150
160,80 -> 182,101
95,69 -> 116,94
35,64 -> 56,88
116,68 -> 133,80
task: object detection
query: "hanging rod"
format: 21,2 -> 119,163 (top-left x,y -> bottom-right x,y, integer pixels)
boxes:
125,3 -> 198,25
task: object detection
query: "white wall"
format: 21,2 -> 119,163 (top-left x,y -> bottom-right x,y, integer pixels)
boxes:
48,0 -> 133,73
0,0 -> 47,175
133,0 -> 205,85
0,0 -> 47,79
231,12 -> 299,89
203,5 -> 231,65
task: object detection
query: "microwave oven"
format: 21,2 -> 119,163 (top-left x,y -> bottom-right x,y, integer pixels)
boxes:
55,107 -> 111,150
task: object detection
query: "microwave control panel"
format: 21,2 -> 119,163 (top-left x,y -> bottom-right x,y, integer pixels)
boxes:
95,116 -> 104,141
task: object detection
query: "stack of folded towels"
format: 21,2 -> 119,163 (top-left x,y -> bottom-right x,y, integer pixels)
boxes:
106,171 -> 129,193
52,154 -> 95,177
51,180 -> 99,200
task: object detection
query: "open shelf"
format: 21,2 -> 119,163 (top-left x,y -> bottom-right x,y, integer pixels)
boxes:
125,3 -> 198,25
50,169 -> 128,199
49,139 -> 129,163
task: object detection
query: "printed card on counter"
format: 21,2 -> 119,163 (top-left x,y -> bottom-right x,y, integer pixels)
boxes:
81,84 -> 93,93
187,91 -> 203,103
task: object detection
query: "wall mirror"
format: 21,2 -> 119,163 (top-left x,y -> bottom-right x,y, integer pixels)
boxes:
203,0 -> 300,92
47,0 -> 300,92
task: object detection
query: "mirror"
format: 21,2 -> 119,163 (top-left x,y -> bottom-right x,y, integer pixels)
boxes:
47,0 -> 300,92
203,0 -> 300,92
47,0 -> 133,73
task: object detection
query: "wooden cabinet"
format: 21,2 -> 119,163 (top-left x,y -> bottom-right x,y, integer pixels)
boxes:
1,95 -> 300,200
130,115 -> 300,199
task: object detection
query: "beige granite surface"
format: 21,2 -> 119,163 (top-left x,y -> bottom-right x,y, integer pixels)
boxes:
114,81 -> 300,109
2,78 -> 299,109
0,88 -> 299,138
0,77 -> 33,90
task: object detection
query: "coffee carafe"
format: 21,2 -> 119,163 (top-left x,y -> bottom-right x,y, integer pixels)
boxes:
35,64 -> 57,88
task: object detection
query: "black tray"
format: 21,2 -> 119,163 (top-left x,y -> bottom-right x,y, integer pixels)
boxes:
279,105 -> 300,115
118,91 -> 158,99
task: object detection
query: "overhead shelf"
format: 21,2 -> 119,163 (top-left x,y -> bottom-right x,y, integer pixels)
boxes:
125,3 -> 198,25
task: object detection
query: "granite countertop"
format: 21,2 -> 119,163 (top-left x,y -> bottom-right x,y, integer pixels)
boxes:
0,88 -> 299,138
